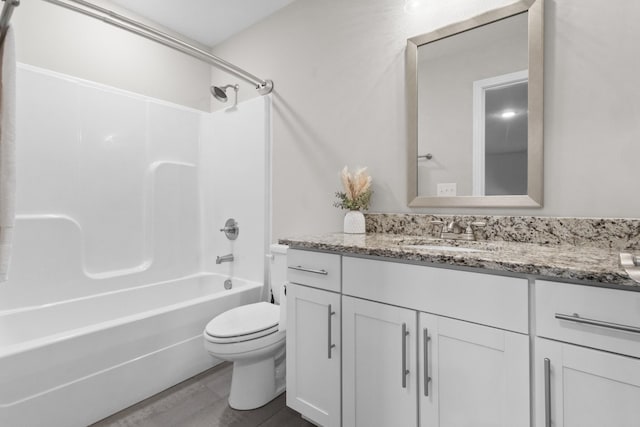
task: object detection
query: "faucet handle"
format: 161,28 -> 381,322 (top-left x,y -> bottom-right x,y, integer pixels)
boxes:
470,221 -> 486,229
469,222 -> 487,241
220,218 -> 239,240
429,220 -> 444,236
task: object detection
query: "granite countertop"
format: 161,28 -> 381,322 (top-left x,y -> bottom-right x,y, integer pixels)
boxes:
279,232 -> 639,289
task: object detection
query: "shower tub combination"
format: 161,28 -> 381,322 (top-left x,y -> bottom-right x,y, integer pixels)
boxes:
0,273 -> 262,427
1,64 -> 272,425
2,1 -> 274,422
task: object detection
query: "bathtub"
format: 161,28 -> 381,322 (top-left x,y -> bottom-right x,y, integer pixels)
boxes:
0,273 -> 262,427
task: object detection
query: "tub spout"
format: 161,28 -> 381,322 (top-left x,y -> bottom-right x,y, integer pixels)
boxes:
216,254 -> 234,264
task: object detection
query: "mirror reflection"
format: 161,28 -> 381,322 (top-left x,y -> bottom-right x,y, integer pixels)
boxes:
417,12 -> 528,197
482,75 -> 528,195
407,0 -> 543,208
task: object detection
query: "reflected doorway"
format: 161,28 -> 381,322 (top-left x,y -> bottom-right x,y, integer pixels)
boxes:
472,70 -> 528,196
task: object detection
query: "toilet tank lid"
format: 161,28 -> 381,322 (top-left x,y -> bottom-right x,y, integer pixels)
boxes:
270,243 -> 288,255
205,302 -> 280,338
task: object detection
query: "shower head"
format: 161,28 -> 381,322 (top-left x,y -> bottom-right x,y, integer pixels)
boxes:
211,86 -> 227,102
210,84 -> 239,103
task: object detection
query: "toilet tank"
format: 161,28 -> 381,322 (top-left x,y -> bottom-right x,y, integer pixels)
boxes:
270,244 -> 288,304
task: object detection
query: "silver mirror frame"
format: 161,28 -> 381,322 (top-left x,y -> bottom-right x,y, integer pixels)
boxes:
407,0 -> 543,208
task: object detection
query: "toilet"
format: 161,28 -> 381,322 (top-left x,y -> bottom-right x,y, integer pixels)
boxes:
203,244 -> 288,410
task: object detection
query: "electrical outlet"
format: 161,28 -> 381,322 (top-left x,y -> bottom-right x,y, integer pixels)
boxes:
437,183 -> 457,197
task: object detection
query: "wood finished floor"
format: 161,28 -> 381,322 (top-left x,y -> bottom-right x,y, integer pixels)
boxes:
91,363 -> 315,427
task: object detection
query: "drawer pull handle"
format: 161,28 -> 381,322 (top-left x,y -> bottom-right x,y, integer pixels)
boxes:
328,304 -> 336,359
544,358 -> 551,427
288,265 -> 329,275
555,312 -> 640,334
401,323 -> 410,388
423,328 -> 431,396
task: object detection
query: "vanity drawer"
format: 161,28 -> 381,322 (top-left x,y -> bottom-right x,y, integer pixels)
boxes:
342,256 -> 529,333
536,280 -> 640,358
287,249 -> 341,292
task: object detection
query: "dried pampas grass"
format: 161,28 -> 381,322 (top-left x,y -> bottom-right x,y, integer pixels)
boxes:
341,166 -> 372,200
334,166 -> 373,211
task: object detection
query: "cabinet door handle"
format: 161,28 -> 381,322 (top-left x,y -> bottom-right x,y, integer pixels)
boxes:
544,358 -> 551,427
423,328 -> 431,396
401,323 -> 410,388
288,265 -> 328,275
555,312 -> 640,334
327,304 -> 336,359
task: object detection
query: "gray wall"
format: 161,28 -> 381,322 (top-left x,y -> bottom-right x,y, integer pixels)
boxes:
13,0 -> 212,111
12,0 -> 640,240
211,0 -> 640,240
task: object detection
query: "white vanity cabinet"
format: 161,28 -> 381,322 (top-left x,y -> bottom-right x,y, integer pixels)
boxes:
341,297 -> 529,427
285,247 -> 640,427
534,339 -> 640,427
420,313 -> 529,427
286,249 -> 342,427
342,296 -> 418,427
341,256 -> 530,427
534,280 -> 640,427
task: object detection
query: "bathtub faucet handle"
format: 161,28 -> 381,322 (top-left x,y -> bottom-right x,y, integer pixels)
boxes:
220,218 -> 239,240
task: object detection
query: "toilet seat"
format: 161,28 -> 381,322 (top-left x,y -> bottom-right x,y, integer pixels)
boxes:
202,244 -> 288,411
205,302 -> 280,344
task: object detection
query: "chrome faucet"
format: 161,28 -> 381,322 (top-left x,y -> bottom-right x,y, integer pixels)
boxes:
216,253 -> 234,264
430,219 -> 486,241
446,220 -> 465,234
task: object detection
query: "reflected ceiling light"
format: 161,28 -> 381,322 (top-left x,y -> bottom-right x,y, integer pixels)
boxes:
404,0 -> 425,13
501,110 -> 516,119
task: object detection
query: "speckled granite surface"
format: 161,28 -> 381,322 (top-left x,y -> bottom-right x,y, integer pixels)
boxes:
365,214 -> 640,250
279,215 -> 640,288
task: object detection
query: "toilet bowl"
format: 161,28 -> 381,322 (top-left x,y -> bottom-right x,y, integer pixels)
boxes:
203,244 -> 288,410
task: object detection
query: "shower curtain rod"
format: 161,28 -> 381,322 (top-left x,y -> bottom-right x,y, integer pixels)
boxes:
0,0 -> 19,44
41,0 -> 274,95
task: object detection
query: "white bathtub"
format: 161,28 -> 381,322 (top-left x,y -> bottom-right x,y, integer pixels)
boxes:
0,273 -> 262,427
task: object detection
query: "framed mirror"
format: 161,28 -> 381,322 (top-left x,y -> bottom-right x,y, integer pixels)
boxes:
407,0 -> 543,208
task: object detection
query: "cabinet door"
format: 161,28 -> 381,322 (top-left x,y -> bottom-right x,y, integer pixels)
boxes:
286,284 -> 341,427
535,338 -> 640,427
419,313 -> 530,427
342,296 -> 418,427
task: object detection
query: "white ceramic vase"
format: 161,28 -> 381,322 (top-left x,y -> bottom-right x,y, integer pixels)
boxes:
343,210 -> 365,234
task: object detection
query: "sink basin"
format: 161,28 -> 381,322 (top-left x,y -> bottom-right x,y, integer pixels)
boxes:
403,244 -> 483,253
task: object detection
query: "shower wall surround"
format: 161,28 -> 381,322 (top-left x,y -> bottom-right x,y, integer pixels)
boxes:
200,97 -> 270,286
0,64 -> 269,311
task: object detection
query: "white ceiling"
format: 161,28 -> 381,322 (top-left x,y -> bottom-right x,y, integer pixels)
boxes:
106,0 -> 295,47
